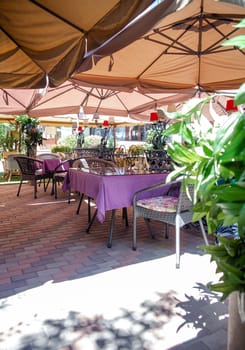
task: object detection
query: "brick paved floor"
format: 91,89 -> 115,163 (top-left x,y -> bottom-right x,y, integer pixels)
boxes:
0,182 -> 228,350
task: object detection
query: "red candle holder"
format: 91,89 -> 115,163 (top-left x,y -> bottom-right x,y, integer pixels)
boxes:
225,99 -> 238,112
150,112 -> 159,122
103,120 -> 109,127
77,126 -> 83,132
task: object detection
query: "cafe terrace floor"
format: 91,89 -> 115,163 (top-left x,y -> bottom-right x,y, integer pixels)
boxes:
0,182 -> 228,350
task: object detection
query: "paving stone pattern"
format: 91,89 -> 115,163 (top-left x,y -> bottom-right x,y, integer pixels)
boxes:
0,183 -> 228,350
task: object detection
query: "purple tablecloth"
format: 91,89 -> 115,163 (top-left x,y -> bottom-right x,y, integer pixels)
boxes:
63,168 -> 170,222
42,158 -> 61,174
42,159 -> 70,174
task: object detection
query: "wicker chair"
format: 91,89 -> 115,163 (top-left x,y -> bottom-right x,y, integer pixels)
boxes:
133,179 -> 209,268
73,148 -> 100,159
37,153 -> 60,160
14,156 -> 51,199
52,158 -> 75,199
4,153 -> 21,181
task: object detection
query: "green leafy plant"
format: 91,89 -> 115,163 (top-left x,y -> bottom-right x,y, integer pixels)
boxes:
0,123 -> 19,151
15,115 -> 43,156
58,134 -> 77,149
83,135 -> 102,148
161,91 -> 245,300
51,145 -> 72,153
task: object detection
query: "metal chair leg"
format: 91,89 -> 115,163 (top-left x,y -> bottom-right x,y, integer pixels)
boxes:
34,180 -> 37,199
175,215 -> 181,269
16,180 -> 22,197
86,209 -> 98,233
122,207 -> 128,226
133,213 -> 137,250
144,218 -> 155,239
199,219 -> 209,246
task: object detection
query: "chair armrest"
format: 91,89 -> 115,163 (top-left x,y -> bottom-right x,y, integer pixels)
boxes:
133,180 -> 181,203
34,159 -> 43,165
53,159 -> 71,173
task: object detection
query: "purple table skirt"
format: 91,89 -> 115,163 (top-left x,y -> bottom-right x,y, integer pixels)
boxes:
42,158 -> 69,174
63,169 -> 171,223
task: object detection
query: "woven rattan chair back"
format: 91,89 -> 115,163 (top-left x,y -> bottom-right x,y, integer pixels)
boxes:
14,156 -> 50,199
38,153 -> 60,160
5,154 -> 21,181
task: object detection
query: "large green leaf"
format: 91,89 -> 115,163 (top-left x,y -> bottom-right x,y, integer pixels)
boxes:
169,142 -> 207,164
212,184 -> 245,202
219,117 -> 245,163
235,83 -> 245,105
213,113 -> 243,155
238,204 -> 245,238
222,35 -> 245,49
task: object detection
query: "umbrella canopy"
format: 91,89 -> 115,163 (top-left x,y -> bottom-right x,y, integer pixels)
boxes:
0,0 -> 154,88
38,114 -> 144,128
0,81 -> 194,120
75,0 -> 245,93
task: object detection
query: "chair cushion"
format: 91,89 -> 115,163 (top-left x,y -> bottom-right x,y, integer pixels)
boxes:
136,195 -> 178,212
35,168 -> 43,175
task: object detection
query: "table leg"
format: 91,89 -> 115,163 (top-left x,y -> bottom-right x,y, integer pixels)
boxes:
76,193 -> 84,214
107,209 -> 116,248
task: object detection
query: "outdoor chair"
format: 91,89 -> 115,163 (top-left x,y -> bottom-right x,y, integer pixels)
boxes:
73,148 -> 100,159
52,158 -> 75,199
37,153 -> 60,160
133,179 -> 209,268
14,156 -> 51,199
4,153 -> 21,181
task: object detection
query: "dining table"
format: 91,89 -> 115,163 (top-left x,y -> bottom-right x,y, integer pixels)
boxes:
41,158 -> 70,194
42,158 -> 62,175
62,167 -> 174,248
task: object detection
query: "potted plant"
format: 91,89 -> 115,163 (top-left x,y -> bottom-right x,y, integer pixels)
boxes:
15,115 -> 43,157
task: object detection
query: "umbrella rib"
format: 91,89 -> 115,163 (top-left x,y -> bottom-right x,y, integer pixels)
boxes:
30,0 -> 86,33
32,85 -> 75,108
148,17 -> 199,55
201,19 -> 245,55
114,94 -> 130,114
146,35 -> 195,54
79,87 -> 94,108
139,21 -> 197,78
1,89 -> 27,109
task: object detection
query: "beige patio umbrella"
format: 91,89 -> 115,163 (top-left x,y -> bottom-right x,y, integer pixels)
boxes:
75,0 -> 245,93
0,81 -> 194,120
0,0 -> 154,88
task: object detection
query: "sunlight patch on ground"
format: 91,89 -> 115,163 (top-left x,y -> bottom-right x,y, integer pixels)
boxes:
27,198 -> 76,206
0,253 -> 227,350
